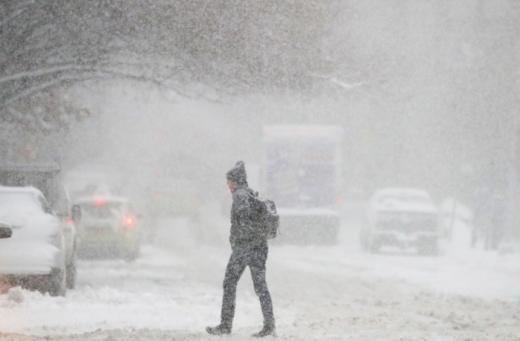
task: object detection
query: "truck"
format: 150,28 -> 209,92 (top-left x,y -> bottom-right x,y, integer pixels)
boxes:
0,162 -> 62,207
262,125 -> 343,244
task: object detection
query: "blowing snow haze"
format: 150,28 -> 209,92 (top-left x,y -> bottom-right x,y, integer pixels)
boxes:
1,1 -> 518,207
0,1 -> 520,340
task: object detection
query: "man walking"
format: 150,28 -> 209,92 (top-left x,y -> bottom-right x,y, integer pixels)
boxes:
206,161 -> 276,337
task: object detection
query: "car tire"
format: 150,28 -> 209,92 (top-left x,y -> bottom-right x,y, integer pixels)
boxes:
418,239 -> 439,256
66,254 -> 77,289
47,267 -> 66,297
123,244 -> 140,262
124,250 -> 139,262
369,238 -> 380,253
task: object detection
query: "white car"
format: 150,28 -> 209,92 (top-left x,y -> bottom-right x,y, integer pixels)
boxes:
361,188 -> 441,255
0,186 -> 68,296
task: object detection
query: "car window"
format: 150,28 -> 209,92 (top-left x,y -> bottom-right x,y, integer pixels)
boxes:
38,195 -> 53,214
79,202 -> 124,219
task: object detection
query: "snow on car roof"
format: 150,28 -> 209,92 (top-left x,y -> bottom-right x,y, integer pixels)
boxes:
0,186 -> 43,196
370,187 -> 438,213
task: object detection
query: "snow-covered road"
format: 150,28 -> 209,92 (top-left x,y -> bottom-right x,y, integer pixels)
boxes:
0,212 -> 519,340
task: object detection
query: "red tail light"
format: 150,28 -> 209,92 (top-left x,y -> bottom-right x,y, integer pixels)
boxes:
123,215 -> 135,228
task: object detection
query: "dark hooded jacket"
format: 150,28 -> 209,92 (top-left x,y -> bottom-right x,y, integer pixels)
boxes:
227,161 -> 266,248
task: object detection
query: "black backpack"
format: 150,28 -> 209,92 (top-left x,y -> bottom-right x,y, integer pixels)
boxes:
248,192 -> 279,239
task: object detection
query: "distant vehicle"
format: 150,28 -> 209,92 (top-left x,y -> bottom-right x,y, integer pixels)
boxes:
361,188 -> 440,255
0,162 -> 79,289
148,178 -> 200,218
262,125 -> 343,244
75,196 -> 141,260
63,169 -> 121,203
0,186 -> 68,296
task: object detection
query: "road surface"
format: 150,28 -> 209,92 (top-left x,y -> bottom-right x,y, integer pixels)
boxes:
0,205 -> 519,340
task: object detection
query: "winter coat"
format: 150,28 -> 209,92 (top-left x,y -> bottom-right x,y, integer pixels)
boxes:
229,183 -> 266,248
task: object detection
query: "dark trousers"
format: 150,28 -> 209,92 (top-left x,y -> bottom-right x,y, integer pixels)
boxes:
221,243 -> 274,329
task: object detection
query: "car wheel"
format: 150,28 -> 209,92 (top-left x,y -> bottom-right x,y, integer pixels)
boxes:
369,238 -> 380,253
124,249 -> 139,261
418,239 -> 439,256
66,254 -> 77,289
123,243 -> 140,262
47,267 -> 66,297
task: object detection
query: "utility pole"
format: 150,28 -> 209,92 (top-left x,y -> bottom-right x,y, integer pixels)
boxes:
509,1 -> 520,242
510,112 -> 520,241
505,22 -> 520,243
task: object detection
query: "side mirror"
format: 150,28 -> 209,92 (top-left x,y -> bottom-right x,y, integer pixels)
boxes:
71,205 -> 81,224
0,223 -> 13,239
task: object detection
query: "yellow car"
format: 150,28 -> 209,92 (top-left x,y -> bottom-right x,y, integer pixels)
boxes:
75,196 -> 141,260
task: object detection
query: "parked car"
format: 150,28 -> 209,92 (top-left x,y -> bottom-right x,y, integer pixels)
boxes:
361,188 -> 441,255
0,162 -> 79,289
75,196 -> 141,260
0,186 -> 68,296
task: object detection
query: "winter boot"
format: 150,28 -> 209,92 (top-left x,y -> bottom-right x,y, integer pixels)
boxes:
252,325 -> 276,337
206,324 -> 231,335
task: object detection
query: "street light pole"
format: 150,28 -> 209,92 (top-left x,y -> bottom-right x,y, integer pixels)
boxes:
510,112 -> 520,241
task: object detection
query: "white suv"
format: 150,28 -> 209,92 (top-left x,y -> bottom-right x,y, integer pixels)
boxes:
0,186 -> 67,296
361,188 -> 441,255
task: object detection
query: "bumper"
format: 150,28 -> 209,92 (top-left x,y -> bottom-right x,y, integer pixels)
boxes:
79,228 -> 138,243
372,231 -> 438,248
276,210 -> 340,245
77,229 -> 139,256
0,241 -> 64,276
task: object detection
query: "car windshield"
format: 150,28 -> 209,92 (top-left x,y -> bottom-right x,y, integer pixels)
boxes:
0,192 -> 41,214
79,202 -> 124,219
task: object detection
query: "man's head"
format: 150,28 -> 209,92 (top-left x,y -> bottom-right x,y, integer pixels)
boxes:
226,161 -> 247,191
